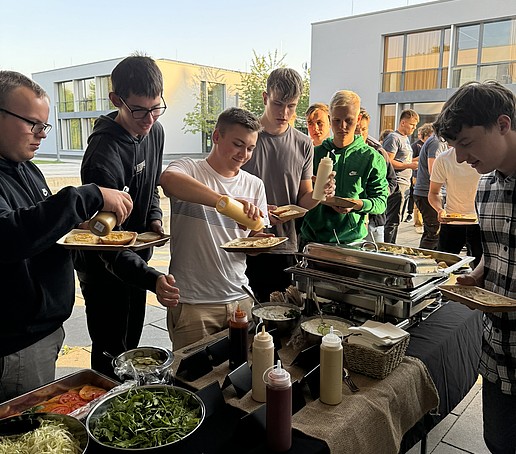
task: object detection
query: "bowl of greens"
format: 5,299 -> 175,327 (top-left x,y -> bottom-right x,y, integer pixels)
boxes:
0,413 -> 88,453
86,385 -> 205,452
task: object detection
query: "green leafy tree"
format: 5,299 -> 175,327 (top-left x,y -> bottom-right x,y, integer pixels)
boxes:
295,65 -> 310,133
239,50 -> 286,116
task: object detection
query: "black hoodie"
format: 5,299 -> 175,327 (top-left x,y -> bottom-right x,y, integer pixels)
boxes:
0,158 -> 103,356
73,112 -> 163,289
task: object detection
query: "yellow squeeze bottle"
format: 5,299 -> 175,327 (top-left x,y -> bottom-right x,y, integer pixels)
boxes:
215,196 -> 264,231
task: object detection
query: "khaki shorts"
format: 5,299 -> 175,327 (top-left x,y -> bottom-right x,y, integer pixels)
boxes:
167,297 -> 253,351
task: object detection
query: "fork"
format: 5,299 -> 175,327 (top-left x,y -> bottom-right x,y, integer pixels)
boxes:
343,367 -> 359,392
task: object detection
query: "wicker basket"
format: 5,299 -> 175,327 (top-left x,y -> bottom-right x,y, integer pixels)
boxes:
343,334 -> 410,379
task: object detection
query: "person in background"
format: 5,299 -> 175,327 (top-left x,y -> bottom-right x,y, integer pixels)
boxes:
160,108 -> 268,350
382,109 -> 419,244
73,55 -> 180,378
242,68 -> 334,302
355,108 -> 398,243
408,123 -> 433,232
0,71 -> 133,401
379,129 -> 393,143
305,103 -> 331,146
428,146 -> 482,267
300,91 -> 388,246
434,80 -> 516,453
413,130 -> 448,250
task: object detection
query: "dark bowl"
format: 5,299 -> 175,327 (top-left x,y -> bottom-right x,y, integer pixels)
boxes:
0,412 -> 88,452
86,384 -> 205,452
251,302 -> 302,335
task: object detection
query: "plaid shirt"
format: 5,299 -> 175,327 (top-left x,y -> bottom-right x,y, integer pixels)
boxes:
476,171 -> 516,394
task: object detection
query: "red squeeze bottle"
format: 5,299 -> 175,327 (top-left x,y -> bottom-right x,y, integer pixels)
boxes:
265,360 -> 292,452
228,304 -> 249,370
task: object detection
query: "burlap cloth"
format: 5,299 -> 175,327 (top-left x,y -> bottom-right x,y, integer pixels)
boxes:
173,331 -> 439,454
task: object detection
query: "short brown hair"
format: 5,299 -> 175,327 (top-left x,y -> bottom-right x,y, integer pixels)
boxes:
266,68 -> 303,102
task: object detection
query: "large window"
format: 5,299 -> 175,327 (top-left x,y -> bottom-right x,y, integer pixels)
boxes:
77,78 -> 96,111
452,19 -> 516,86
383,28 -> 450,92
97,76 -> 114,110
57,81 -> 74,112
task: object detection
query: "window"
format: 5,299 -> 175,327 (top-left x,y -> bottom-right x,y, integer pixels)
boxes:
59,119 -> 83,150
77,78 -> 96,112
383,28 -> 450,92
452,19 -> 516,87
97,76 -> 114,110
57,81 -> 74,112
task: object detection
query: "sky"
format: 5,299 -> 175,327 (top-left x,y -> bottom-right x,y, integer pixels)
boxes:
1,0 -> 430,77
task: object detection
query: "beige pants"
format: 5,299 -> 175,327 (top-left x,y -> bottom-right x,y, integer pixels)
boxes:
167,297 -> 254,351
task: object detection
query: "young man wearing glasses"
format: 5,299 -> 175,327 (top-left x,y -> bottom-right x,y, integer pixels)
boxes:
0,71 -> 135,400
73,54 -> 179,378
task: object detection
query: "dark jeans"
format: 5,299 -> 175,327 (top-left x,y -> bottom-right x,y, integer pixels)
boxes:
246,254 -> 296,302
483,378 -> 516,453
80,280 -> 147,379
414,195 -> 440,250
384,185 -> 407,244
438,223 -> 483,268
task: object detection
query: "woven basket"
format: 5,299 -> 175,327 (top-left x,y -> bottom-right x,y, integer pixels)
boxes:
343,334 -> 410,379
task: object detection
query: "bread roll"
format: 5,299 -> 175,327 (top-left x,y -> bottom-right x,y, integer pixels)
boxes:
99,231 -> 135,245
64,232 -> 100,244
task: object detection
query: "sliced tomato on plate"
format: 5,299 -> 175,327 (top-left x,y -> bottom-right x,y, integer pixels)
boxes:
79,385 -> 107,401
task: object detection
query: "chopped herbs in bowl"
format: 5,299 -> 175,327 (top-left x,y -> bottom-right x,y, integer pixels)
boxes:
86,385 -> 204,451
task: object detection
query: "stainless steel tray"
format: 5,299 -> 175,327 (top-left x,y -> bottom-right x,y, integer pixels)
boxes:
0,369 -> 119,419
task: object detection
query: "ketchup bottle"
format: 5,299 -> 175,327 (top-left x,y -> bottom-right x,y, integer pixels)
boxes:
265,360 -> 292,452
228,304 -> 249,370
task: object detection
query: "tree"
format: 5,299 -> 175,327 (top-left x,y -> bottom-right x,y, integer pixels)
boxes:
238,50 -> 286,116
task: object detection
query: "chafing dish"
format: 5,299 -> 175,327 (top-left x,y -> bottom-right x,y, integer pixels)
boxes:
288,242 -> 474,321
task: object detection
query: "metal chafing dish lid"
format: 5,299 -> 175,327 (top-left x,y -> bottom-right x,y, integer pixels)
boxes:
300,242 -> 473,277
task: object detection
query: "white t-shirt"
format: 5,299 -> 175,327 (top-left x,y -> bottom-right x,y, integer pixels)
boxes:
430,148 -> 480,216
167,158 -> 269,304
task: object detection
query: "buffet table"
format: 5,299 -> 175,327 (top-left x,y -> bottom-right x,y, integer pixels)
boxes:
136,300 -> 480,454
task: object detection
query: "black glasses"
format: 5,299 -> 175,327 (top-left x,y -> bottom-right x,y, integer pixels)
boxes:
0,108 -> 52,134
118,96 -> 167,119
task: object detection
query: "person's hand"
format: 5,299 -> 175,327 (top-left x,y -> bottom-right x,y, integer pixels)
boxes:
323,171 -> 336,199
148,219 -> 164,235
407,161 -> 418,170
98,187 -> 133,225
156,274 -> 180,308
267,204 -> 284,226
437,209 -> 447,223
332,206 -> 354,214
456,273 -> 483,287
235,199 -> 264,230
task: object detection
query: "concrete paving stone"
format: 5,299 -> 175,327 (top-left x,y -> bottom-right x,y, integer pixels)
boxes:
150,318 -> 168,331
62,313 -> 91,348
139,324 -> 172,350
431,442 -> 473,453
143,304 -> 167,326
443,391 -> 489,453
406,413 -> 459,454
451,378 -> 482,416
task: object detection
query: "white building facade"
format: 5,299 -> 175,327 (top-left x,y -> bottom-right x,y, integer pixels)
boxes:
310,0 -> 516,136
33,58 -> 245,159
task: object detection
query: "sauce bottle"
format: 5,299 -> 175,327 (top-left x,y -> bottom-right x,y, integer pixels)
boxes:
252,326 -> 274,402
216,195 -> 264,231
88,186 -> 129,236
265,360 -> 292,452
320,326 -> 343,405
228,304 -> 249,370
312,152 -> 334,201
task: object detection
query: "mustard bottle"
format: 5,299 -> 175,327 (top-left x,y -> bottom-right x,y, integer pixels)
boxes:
88,186 -> 129,236
320,326 -> 343,405
215,195 -> 264,231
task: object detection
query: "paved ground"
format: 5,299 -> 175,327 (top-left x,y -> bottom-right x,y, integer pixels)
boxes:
38,160 -> 488,454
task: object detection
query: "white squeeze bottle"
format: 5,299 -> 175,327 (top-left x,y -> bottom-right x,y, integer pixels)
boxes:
252,326 -> 274,402
215,195 -> 264,231
312,152 -> 334,201
320,326 -> 343,405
